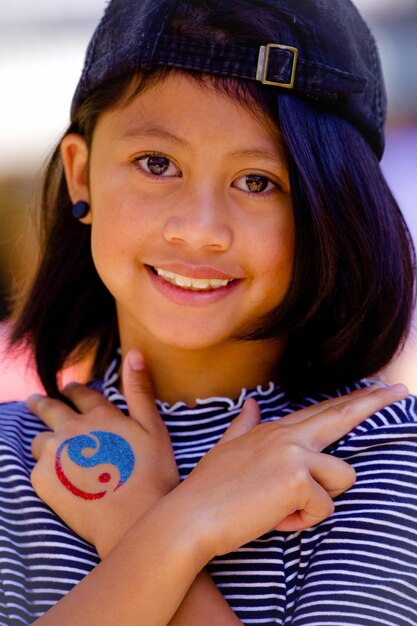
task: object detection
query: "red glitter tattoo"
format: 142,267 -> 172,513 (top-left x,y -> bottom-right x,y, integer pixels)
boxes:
55,432 -> 135,500
55,454 -> 107,500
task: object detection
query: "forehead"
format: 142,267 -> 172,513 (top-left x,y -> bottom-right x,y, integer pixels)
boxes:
93,72 -> 285,156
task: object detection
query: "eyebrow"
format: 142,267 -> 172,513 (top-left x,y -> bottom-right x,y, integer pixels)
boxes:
120,125 -> 190,146
228,149 -> 286,166
120,125 -> 286,165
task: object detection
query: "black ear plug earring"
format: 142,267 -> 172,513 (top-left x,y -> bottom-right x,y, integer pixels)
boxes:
72,201 -> 90,219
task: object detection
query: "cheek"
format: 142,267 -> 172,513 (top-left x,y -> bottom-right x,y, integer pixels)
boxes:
90,212 -> 131,267
252,217 -> 295,311
88,201 -> 145,291
248,208 -> 295,283
260,245 -> 294,304
88,176 -> 151,259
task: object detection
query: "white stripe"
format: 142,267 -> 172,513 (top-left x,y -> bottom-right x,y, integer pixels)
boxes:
0,370 -> 416,625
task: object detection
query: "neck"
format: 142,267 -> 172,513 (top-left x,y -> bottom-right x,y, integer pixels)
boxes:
119,339 -> 286,407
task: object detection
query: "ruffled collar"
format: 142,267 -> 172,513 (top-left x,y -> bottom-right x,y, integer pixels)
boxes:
100,352 -> 287,416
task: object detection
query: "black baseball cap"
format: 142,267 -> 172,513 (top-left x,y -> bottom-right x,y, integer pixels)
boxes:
71,0 -> 387,158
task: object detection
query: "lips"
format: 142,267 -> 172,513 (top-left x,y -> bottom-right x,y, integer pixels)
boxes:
154,267 -> 233,291
147,263 -> 238,292
145,263 -> 241,305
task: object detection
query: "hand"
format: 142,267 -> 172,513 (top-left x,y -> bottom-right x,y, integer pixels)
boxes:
28,349 -> 179,557
175,383 -> 408,560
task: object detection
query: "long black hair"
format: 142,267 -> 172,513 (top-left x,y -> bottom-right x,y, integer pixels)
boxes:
11,2 -> 416,398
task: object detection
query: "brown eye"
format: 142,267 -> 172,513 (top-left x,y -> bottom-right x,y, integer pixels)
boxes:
233,173 -> 276,194
146,156 -> 170,175
136,154 -> 180,177
245,174 -> 270,193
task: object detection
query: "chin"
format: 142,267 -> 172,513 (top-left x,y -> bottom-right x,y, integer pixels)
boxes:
148,321 -> 235,352
156,333 -> 225,352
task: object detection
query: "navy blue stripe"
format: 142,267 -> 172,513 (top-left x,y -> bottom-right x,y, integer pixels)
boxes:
0,364 -> 416,624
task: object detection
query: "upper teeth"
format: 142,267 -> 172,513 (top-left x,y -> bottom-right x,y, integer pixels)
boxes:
156,268 -> 232,290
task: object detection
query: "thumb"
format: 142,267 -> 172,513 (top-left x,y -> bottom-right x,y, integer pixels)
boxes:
218,398 -> 261,445
122,349 -> 161,430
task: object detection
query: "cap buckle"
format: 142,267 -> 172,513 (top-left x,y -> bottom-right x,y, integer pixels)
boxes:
256,43 -> 298,89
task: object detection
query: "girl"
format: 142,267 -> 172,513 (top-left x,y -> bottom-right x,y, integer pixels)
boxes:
1,0 -> 417,624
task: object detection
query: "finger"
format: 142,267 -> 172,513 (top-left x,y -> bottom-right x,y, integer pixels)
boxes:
278,384 -> 381,427
122,349 -> 162,430
63,382 -> 112,413
275,478 -> 335,532
300,383 -> 408,451
26,394 -> 75,429
217,399 -> 261,445
31,431 -> 54,460
274,453 -> 356,533
308,451 -> 356,498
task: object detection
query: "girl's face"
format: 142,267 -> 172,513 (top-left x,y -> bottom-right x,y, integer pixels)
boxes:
63,73 -> 294,355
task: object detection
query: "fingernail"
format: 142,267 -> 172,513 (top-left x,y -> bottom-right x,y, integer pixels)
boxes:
26,393 -> 45,402
389,383 -> 409,395
127,349 -> 145,371
64,382 -> 81,390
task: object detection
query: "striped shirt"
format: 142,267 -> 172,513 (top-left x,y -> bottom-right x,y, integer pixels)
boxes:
1,356 -> 417,625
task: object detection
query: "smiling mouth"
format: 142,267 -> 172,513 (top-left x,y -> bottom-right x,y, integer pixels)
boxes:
150,266 -> 235,291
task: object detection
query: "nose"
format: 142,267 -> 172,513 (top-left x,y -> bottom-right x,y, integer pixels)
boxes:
163,185 -> 233,251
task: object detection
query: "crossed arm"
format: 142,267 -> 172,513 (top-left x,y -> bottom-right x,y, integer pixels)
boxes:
27,350 -> 408,625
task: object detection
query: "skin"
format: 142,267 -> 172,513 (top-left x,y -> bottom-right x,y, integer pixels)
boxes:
61,73 -> 294,406
29,359 -> 408,625
26,74 -> 410,624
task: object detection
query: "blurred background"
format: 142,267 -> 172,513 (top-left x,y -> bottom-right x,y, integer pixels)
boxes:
0,0 -> 416,400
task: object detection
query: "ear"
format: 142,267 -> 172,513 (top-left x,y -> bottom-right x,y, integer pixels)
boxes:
60,133 -> 92,224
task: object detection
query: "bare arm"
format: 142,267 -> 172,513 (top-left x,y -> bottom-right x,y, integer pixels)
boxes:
29,351 -> 408,625
31,351 -> 244,626
33,492 -> 209,626
168,571 -> 241,626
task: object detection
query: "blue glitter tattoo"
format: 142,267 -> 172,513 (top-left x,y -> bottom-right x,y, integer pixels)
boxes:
55,431 -> 135,500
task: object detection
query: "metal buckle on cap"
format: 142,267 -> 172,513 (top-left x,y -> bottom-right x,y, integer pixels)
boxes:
256,44 -> 298,88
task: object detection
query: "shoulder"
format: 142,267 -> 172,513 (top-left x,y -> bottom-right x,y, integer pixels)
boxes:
0,402 -> 47,531
291,385 -> 417,625
0,400 -> 48,461
338,381 -> 417,439
295,380 -> 417,427
0,403 -> 100,622
0,399 -> 48,432
279,380 -> 417,451
0,379 -> 105,444
317,382 -> 417,461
